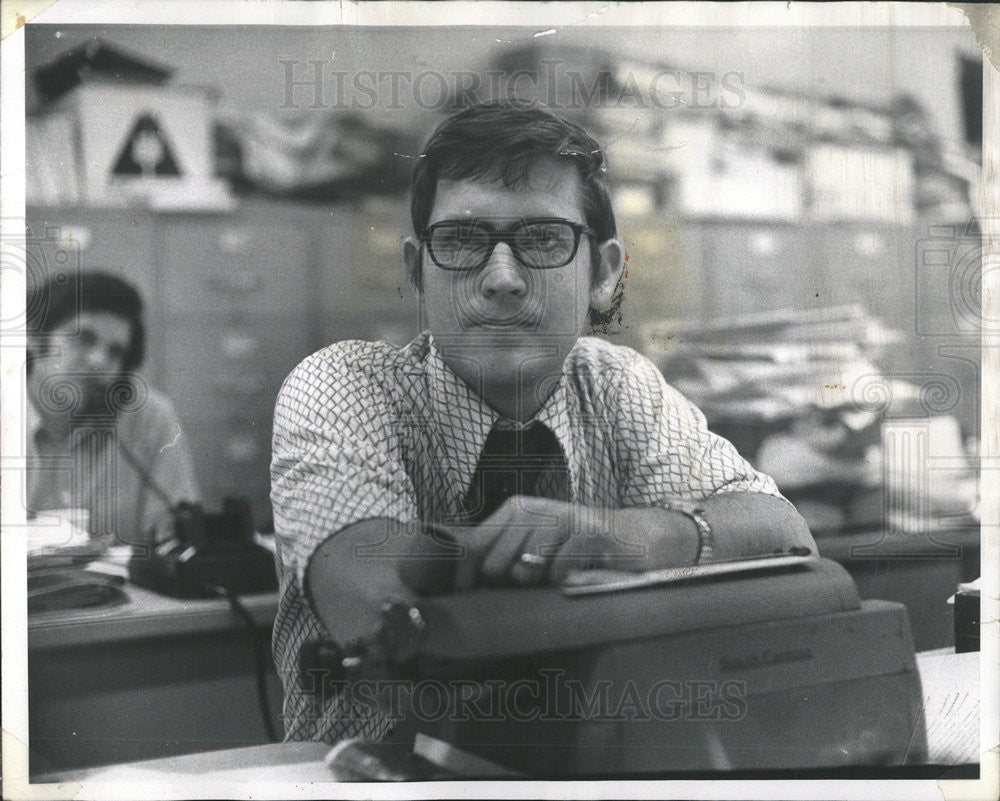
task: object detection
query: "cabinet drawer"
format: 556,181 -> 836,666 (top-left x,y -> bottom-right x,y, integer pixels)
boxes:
617,218 -> 706,348
26,210 -> 158,326
159,221 -> 311,314
317,198 -> 413,336
187,418 -> 272,467
184,418 -> 272,512
819,224 -> 913,327
163,317 -> 315,419
322,298 -> 421,348
699,223 -> 820,318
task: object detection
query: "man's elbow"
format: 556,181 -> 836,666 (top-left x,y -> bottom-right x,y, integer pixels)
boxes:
774,496 -> 819,556
716,491 -> 819,557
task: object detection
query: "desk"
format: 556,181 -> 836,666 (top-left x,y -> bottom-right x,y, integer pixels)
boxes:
26,538 -> 979,776
33,651 -> 979,789
28,584 -> 283,774
815,525 -> 980,651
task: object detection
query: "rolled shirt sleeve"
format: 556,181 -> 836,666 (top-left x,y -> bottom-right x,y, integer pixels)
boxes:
271,344 -> 418,589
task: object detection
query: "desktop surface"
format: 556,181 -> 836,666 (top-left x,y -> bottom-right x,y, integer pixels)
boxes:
29,647 -> 979,785
28,580 -> 283,773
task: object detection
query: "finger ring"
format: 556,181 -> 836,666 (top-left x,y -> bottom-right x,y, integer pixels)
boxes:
519,552 -> 548,567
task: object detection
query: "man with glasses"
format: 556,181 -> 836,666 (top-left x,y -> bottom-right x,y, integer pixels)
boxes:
270,101 -> 816,744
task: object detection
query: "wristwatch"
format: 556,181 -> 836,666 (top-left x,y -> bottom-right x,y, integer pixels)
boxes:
664,498 -> 714,565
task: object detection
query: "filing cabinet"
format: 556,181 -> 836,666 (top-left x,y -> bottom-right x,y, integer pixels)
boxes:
162,319 -> 313,419
696,221 -> 824,318
26,201 -> 328,528
158,205 -> 324,525
317,196 -> 422,347
183,417 -> 273,520
615,215 -> 705,352
818,223 -> 912,331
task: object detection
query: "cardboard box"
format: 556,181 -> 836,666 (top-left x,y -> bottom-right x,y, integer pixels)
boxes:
674,151 -> 803,220
54,82 -> 233,210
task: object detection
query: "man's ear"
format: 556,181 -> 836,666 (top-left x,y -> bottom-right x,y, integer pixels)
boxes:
590,238 -> 625,311
403,237 -> 422,294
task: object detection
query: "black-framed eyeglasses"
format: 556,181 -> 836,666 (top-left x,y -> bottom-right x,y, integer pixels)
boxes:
421,217 -> 596,271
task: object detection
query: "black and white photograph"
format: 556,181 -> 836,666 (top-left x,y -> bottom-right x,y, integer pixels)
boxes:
1,2 -> 996,798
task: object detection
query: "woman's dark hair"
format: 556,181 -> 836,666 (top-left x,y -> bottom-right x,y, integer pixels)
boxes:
410,100 -> 624,331
26,271 -> 146,372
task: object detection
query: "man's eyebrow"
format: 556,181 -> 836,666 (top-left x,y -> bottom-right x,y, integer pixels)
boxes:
433,217 -> 573,226
431,218 -> 506,230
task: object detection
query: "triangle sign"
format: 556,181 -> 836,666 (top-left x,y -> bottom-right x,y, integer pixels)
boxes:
112,113 -> 182,177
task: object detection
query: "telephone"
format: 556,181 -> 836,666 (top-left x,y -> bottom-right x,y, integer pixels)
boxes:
128,498 -> 278,598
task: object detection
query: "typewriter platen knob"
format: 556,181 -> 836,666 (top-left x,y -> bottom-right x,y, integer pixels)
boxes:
299,639 -> 360,682
378,601 -> 426,665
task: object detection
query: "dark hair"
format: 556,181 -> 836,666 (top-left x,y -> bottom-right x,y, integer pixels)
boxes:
410,100 -> 624,330
26,271 -> 146,372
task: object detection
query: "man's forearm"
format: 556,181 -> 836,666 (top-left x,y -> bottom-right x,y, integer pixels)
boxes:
306,517 -> 420,646
671,492 -> 817,562
609,492 -> 816,570
305,494 -> 816,642
305,516 -> 499,641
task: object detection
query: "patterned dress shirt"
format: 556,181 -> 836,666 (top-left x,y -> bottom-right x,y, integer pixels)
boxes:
270,331 -> 782,743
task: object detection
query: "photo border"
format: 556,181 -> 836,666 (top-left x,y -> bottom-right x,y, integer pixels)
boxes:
2,3 -> 995,800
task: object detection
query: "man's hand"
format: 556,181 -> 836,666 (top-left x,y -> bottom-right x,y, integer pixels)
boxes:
453,496 -> 700,589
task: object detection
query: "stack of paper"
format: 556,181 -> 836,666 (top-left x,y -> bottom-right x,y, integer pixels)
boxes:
644,305 -> 901,423
644,306 -> 980,535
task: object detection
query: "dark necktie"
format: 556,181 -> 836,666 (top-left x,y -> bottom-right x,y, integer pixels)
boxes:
463,422 -> 569,524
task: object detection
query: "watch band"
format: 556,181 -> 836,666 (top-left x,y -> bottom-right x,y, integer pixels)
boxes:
664,498 -> 714,565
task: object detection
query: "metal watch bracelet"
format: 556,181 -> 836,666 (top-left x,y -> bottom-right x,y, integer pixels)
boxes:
664,498 -> 714,565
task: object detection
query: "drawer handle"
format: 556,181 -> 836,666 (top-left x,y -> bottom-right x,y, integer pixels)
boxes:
854,232 -> 885,257
204,272 -> 263,294
225,436 -> 260,463
219,229 -> 252,253
750,232 -> 778,256
220,332 -> 260,358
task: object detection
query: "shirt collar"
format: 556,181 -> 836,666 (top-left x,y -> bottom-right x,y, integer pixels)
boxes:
422,333 -> 576,499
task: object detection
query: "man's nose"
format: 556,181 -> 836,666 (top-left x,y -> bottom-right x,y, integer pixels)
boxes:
478,242 -> 528,298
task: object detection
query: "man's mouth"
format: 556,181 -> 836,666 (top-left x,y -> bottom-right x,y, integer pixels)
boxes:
471,319 -> 532,329
464,305 -> 542,330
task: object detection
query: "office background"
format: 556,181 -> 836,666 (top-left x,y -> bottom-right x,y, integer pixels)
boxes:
23,23 -> 984,768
